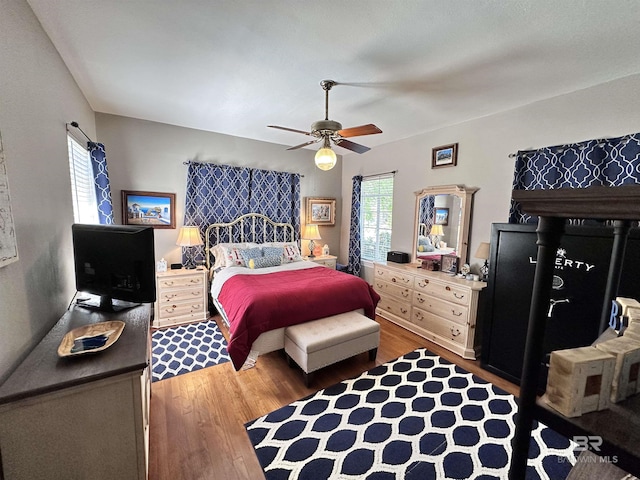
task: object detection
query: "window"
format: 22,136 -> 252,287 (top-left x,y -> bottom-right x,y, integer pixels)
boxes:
361,175 -> 394,261
67,135 -> 99,224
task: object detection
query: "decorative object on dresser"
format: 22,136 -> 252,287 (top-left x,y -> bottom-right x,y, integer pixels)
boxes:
374,261 -> 486,359
440,253 -> 458,275
121,189 -> 176,228
413,184 -> 478,266
386,250 -> 410,263
302,223 -> 321,258
154,267 -> 208,328
431,142 -> 458,168
176,225 -> 204,269
421,258 -> 440,271
474,241 -> 490,281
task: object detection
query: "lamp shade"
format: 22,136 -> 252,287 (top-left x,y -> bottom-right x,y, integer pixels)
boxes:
176,226 -> 203,247
302,224 -> 321,240
475,242 -> 490,260
429,224 -> 444,236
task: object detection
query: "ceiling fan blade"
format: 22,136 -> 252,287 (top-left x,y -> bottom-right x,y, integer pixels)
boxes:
268,125 -> 313,136
337,124 -> 382,138
287,139 -> 321,150
334,138 -> 371,154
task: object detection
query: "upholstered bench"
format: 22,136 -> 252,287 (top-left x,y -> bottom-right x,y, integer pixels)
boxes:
284,311 -> 380,386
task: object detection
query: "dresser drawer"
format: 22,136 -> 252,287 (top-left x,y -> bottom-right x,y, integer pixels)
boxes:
157,300 -> 207,320
157,287 -> 205,304
374,278 -> 412,301
374,266 -> 414,289
157,275 -> 205,290
377,295 -> 411,321
414,276 -> 470,306
413,291 -> 468,325
411,307 -> 468,346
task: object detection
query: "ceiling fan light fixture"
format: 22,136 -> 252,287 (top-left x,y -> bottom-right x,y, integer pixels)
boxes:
315,145 -> 337,171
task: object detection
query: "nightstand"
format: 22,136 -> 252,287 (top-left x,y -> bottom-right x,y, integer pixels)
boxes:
305,254 -> 337,269
154,267 -> 208,327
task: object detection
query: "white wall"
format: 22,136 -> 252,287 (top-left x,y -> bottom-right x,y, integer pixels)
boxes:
95,114 -> 344,265
0,0 -> 96,381
341,73 -> 640,282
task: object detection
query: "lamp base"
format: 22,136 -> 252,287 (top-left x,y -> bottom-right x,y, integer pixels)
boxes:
308,239 -> 316,258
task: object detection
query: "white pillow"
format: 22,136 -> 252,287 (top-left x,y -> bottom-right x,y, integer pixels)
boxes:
210,242 -> 258,270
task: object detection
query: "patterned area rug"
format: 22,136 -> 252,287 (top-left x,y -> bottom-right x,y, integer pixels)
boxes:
246,348 -> 577,480
151,319 -> 230,382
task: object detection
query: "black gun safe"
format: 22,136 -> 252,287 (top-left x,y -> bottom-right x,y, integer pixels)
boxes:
481,223 -> 640,387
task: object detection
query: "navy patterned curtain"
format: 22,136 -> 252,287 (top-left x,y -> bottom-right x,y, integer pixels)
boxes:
419,196 -> 436,235
348,175 -> 363,277
87,142 -> 113,225
510,132 -> 640,224
183,161 -> 300,264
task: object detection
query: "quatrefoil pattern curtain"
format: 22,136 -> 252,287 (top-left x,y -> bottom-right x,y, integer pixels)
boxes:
419,196 -> 436,235
183,161 -> 301,265
87,142 -> 113,224
510,132 -> 640,224
348,175 -> 363,277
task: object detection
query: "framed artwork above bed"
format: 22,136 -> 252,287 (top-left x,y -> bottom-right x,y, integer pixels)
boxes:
306,197 -> 336,226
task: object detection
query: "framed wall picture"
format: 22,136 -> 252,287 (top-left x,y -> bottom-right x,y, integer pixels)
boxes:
121,190 -> 176,229
440,254 -> 458,275
432,143 -> 458,169
306,197 -> 336,226
435,207 -> 449,226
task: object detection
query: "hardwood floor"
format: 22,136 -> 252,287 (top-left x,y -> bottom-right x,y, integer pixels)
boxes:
148,315 -> 519,480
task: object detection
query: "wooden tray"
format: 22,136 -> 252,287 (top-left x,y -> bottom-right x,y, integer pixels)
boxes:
57,321 -> 125,357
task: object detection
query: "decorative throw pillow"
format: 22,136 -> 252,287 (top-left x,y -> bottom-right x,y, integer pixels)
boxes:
248,255 -> 282,269
239,247 -> 263,266
282,244 -> 302,263
223,246 -> 247,267
262,246 -> 284,260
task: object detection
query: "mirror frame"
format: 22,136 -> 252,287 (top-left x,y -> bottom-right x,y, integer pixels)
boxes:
412,184 -> 479,265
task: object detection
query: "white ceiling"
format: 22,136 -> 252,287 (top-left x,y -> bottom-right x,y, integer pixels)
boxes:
27,0 -> 640,154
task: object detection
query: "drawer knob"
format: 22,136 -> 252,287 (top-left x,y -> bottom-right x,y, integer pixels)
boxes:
452,310 -> 463,317
418,280 -> 429,287
392,278 -> 397,283
402,290 -> 409,298
417,296 -> 425,303
400,308 -> 408,314
451,327 -> 461,337
190,279 -> 201,284
191,291 -> 200,296
415,311 -> 424,320
164,294 -> 177,300
454,293 -> 465,299
445,286 -> 451,291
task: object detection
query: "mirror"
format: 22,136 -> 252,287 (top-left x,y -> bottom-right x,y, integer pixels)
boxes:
412,184 -> 478,265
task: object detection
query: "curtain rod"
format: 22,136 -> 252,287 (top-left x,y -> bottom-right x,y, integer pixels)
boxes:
362,169 -> 397,179
67,121 -> 95,143
183,160 -> 304,177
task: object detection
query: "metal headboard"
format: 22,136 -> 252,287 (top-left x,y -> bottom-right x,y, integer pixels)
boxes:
205,213 -> 296,269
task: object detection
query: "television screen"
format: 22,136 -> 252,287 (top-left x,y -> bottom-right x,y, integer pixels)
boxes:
72,224 -> 156,312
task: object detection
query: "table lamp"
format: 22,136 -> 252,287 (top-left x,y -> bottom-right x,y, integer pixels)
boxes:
176,226 -> 203,269
303,224 -> 321,258
475,241 -> 491,281
429,224 -> 444,248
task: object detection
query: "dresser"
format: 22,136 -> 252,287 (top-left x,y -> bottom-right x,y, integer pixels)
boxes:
305,254 -> 337,269
374,261 -> 486,359
0,304 -> 151,479
154,267 -> 208,328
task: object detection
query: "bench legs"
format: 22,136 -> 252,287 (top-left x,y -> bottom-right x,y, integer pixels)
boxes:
368,347 -> 377,361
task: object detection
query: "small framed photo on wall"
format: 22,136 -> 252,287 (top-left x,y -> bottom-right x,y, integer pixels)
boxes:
432,143 -> 458,169
306,197 -> 336,226
435,207 -> 449,226
121,190 -> 176,229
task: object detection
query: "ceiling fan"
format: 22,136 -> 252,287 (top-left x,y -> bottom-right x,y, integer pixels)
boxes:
268,80 -> 382,170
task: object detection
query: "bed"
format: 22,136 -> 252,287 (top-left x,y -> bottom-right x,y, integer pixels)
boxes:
205,213 -> 380,370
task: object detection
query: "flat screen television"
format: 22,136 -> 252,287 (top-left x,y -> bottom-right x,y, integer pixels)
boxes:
72,224 -> 156,312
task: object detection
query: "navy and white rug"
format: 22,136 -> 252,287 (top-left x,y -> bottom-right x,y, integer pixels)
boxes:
151,319 -> 230,382
246,348 -> 577,480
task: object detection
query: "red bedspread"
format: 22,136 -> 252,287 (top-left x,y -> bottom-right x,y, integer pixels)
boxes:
217,266 -> 380,370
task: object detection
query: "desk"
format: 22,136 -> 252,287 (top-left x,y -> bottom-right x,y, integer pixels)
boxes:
0,303 -> 151,480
